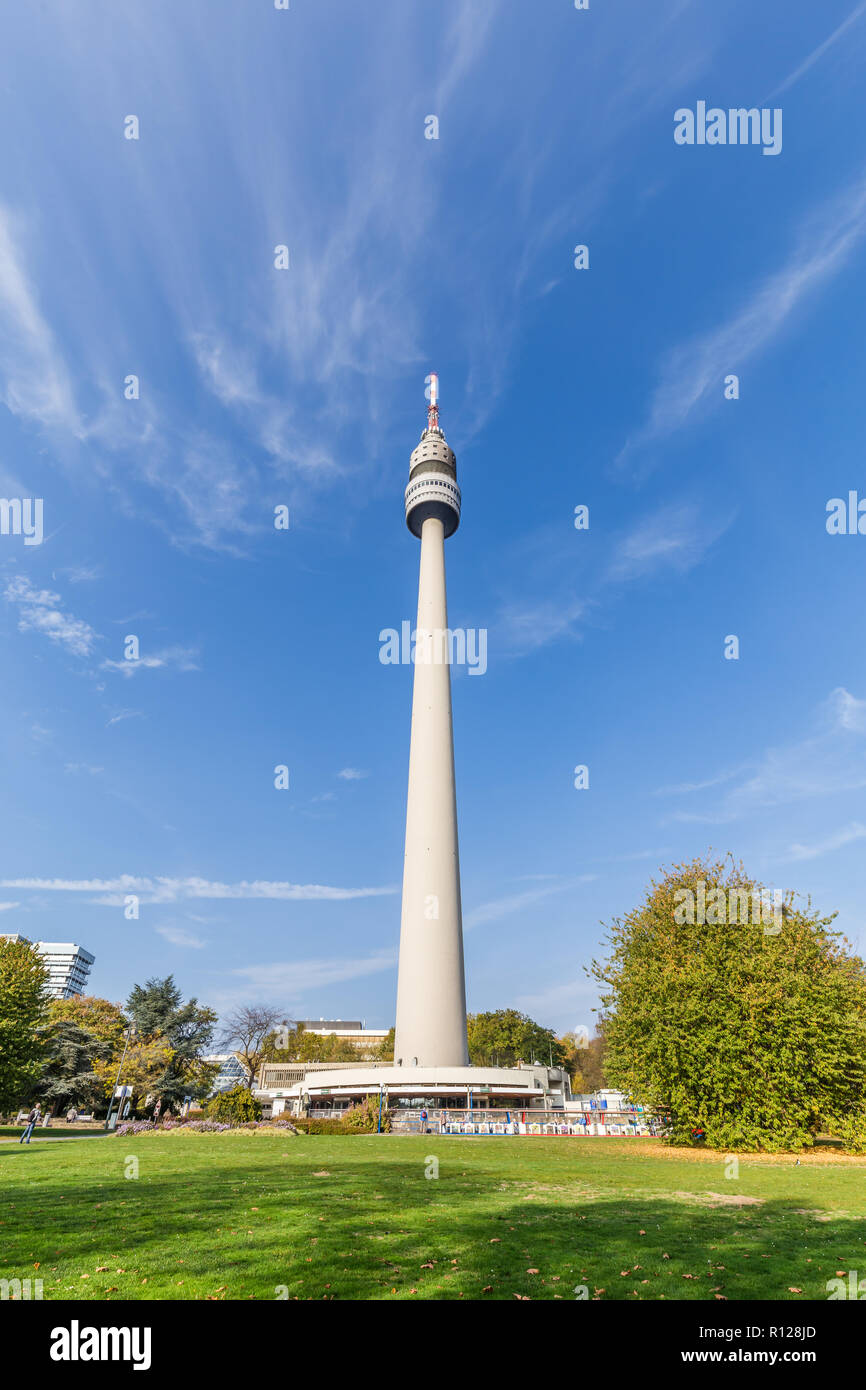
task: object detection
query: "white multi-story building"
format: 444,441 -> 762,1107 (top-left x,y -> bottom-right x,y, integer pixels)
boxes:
0,935 -> 94,998
35,942 -> 95,998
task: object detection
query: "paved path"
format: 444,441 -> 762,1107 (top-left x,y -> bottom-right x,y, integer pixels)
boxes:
0,1133 -> 109,1144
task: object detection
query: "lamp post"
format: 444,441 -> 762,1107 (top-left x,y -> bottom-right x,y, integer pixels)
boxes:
377,1083 -> 385,1134
104,1023 -> 135,1131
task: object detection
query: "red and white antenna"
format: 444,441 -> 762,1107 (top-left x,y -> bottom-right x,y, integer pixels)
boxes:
427,372 -> 439,432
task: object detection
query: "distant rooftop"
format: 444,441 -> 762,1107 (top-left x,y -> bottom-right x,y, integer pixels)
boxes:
294,1019 -> 365,1031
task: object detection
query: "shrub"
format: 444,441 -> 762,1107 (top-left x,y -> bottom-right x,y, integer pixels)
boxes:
830,1110 -> 866,1155
341,1096 -> 391,1133
205,1084 -> 262,1124
290,1117 -> 348,1135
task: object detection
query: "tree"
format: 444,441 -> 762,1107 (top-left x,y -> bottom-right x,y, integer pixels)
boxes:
562,1025 -> 608,1092
466,1009 -> 566,1068
125,976 -> 217,1112
91,1034 -> 173,1115
266,1024 -> 359,1065
374,1026 -> 395,1061
36,1020 -> 114,1113
592,855 -> 866,1152
0,937 -> 49,1112
219,1005 -> 282,1088
47,995 -> 127,1053
42,996 -> 129,1112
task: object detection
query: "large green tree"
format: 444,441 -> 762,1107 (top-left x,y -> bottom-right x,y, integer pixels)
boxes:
467,1009 -> 566,1068
592,856 -> 866,1151
126,976 -> 217,1112
0,937 -> 49,1112
36,1019 -> 114,1113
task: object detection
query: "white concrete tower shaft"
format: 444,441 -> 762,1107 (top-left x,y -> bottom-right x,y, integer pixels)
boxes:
393,377 -> 469,1068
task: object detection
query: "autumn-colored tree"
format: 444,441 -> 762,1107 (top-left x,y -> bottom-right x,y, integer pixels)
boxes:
91,1034 -> 174,1114
592,856 -> 866,1152
31,998 -> 129,1115
563,1025 -> 608,1092
0,937 -> 49,1112
46,995 -> 127,1052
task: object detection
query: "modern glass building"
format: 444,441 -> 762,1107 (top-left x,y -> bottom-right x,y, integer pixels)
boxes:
202,1053 -> 251,1094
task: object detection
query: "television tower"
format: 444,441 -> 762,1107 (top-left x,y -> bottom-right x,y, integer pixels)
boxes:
393,374 -> 470,1068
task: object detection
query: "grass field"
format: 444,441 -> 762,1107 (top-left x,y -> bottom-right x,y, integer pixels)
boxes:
3,1133 -> 866,1301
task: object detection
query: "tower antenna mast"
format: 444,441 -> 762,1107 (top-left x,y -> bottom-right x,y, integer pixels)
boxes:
427,372 -> 440,433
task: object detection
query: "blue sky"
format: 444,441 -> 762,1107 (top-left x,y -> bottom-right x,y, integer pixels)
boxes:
2,0 -> 866,1035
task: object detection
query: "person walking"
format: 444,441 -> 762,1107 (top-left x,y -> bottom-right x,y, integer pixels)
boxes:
19,1103 -> 42,1144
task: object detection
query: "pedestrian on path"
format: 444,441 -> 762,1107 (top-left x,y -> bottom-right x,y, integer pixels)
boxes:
19,1104 -> 42,1144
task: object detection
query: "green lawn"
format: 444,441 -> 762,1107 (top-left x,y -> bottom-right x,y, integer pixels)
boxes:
3,1133 -> 866,1301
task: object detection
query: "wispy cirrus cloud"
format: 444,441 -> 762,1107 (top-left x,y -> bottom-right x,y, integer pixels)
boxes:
496,500 -> 731,657
230,949 -> 397,1000
497,597 -> 589,657
4,575 -> 98,658
465,876 -> 595,930
105,709 -> 145,728
661,688 -> 866,826
655,766 -> 746,796
766,1 -> 866,99
604,502 -> 732,583
4,575 -> 197,682
156,923 -> 208,949
786,822 -> 866,862
618,176 -> 866,465
102,646 -> 200,678
515,975 -> 598,1027
0,874 -> 398,905
0,205 -> 79,432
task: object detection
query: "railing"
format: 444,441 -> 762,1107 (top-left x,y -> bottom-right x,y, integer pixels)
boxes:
389,1107 -> 658,1136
